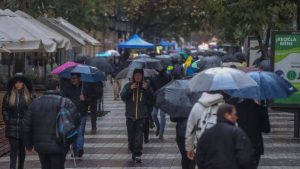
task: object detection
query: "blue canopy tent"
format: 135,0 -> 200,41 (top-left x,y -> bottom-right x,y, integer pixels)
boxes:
159,40 -> 175,47
118,34 -> 154,49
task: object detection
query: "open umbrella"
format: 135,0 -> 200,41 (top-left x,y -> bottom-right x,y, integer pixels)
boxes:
59,64 -> 106,82
129,57 -> 163,70
134,54 -> 150,59
156,80 -> 198,118
51,61 -> 79,75
189,67 -> 258,92
96,52 -> 111,58
196,56 -> 222,71
106,50 -> 120,57
225,71 -> 297,99
155,55 -> 173,68
86,57 -> 114,73
115,68 -> 158,79
259,60 -> 271,71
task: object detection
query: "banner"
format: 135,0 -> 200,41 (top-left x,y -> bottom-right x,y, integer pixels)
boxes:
272,31 -> 300,107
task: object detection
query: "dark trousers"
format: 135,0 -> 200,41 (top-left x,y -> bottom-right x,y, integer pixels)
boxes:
126,118 -> 145,157
253,151 -> 261,169
176,136 -> 195,169
90,101 -> 98,130
38,153 -> 66,169
144,117 -> 149,141
9,137 -> 25,169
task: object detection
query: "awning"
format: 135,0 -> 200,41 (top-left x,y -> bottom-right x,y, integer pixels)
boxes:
118,34 -> 154,49
38,17 -> 86,47
0,9 -> 56,52
15,10 -> 72,50
55,17 -> 100,46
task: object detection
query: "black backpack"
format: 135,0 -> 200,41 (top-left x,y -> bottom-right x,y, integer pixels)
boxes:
56,97 -> 80,146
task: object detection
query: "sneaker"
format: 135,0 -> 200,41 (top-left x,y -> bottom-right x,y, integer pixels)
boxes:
135,156 -> 142,163
155,128 -> 160,136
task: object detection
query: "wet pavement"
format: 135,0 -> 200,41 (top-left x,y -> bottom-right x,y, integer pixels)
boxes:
0,82 -> 299,168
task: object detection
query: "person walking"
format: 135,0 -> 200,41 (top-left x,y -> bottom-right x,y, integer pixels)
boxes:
185,92 -> 224,160
87,81 -> 103,134
2,74 -> 32,169
22,79 -> 80,169
120,69 -> 153,163
235,99 -> 271,168
150,69 -> 171,140
112,58 -> 122,100
171,117 -> 195,169
196,104 -> 254,169
62,73 -> 91,157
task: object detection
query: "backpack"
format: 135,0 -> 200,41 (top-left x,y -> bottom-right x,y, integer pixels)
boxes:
56,97 -> 80,146
192,102 -> 223,141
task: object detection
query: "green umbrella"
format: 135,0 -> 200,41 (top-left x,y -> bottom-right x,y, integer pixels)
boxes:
179,51 -> 189,59
191,59 -> 201,69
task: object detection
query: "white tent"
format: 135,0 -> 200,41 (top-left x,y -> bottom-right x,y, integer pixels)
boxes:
55,17 -> 100,46
15,10 -> 72,50
39,17 -> 86,47
0,9 -> 56,52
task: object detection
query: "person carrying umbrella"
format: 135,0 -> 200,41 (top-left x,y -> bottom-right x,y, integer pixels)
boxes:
120,69 -> 153,163
61,73 -> 93,158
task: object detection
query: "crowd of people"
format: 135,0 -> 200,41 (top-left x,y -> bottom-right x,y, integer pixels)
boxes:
2,51 -> 271,169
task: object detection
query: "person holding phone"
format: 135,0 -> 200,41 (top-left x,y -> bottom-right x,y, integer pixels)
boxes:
120,69 -> 153,163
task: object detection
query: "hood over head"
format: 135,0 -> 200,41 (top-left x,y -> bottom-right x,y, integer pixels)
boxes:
132,69 -> 144,80
7,73 -> 33,92
198,92 -> 224,107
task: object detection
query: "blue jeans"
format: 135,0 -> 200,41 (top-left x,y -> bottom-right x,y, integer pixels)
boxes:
151,107 -> 166,136
73,116 -> 86,152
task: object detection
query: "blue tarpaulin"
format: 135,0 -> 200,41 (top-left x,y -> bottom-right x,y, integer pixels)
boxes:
160,40 -> 175,47
118,34 -> 154,49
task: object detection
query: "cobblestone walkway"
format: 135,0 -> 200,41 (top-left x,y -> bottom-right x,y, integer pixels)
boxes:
0,82 -> 299,168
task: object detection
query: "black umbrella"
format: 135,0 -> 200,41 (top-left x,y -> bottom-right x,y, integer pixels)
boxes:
129,57 -> 163,70
115,68 -> 158,79
197,56 -> 222,71
75,54 -> 89,64
259,60 -> 271,71
155,55 -> 173,68
86,57 -> 115,73
156,80 -> 201,118
222,54 -> 240,63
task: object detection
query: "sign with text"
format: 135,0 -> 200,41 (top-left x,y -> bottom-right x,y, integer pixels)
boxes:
271,31 -> 300,107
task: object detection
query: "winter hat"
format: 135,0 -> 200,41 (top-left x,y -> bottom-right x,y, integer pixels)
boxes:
7,73 -> 33,92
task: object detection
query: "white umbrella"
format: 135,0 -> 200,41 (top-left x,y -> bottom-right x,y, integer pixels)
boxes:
106,50 -> 121,56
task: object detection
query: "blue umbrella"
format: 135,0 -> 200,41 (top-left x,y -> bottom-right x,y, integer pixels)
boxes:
96,52 -> 111,57
59,64 -> 106,82
225,71 -> 297,99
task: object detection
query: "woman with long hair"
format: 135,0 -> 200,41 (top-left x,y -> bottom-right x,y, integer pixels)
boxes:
2,74 -> 32,169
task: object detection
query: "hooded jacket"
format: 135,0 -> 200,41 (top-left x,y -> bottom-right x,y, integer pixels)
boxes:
120,69 -> 153,120
2,75 -> 32,139
185,92 -> 224,152
22,90 -> 79,154
196,119 -> 254,169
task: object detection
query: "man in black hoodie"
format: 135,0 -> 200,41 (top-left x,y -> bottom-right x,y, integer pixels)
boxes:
23,79 -> 80,169
120,69 -> 153,163
196,104 -> 254,169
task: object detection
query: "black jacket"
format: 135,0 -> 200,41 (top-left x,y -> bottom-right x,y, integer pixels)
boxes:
22,90 -> 78,154
236,99 -> 270,155
2,91 -> 29,139
121,82 -> 153,120
62,83 -> 92,116
196,120 -> 254,169
170,117 -> 187,137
